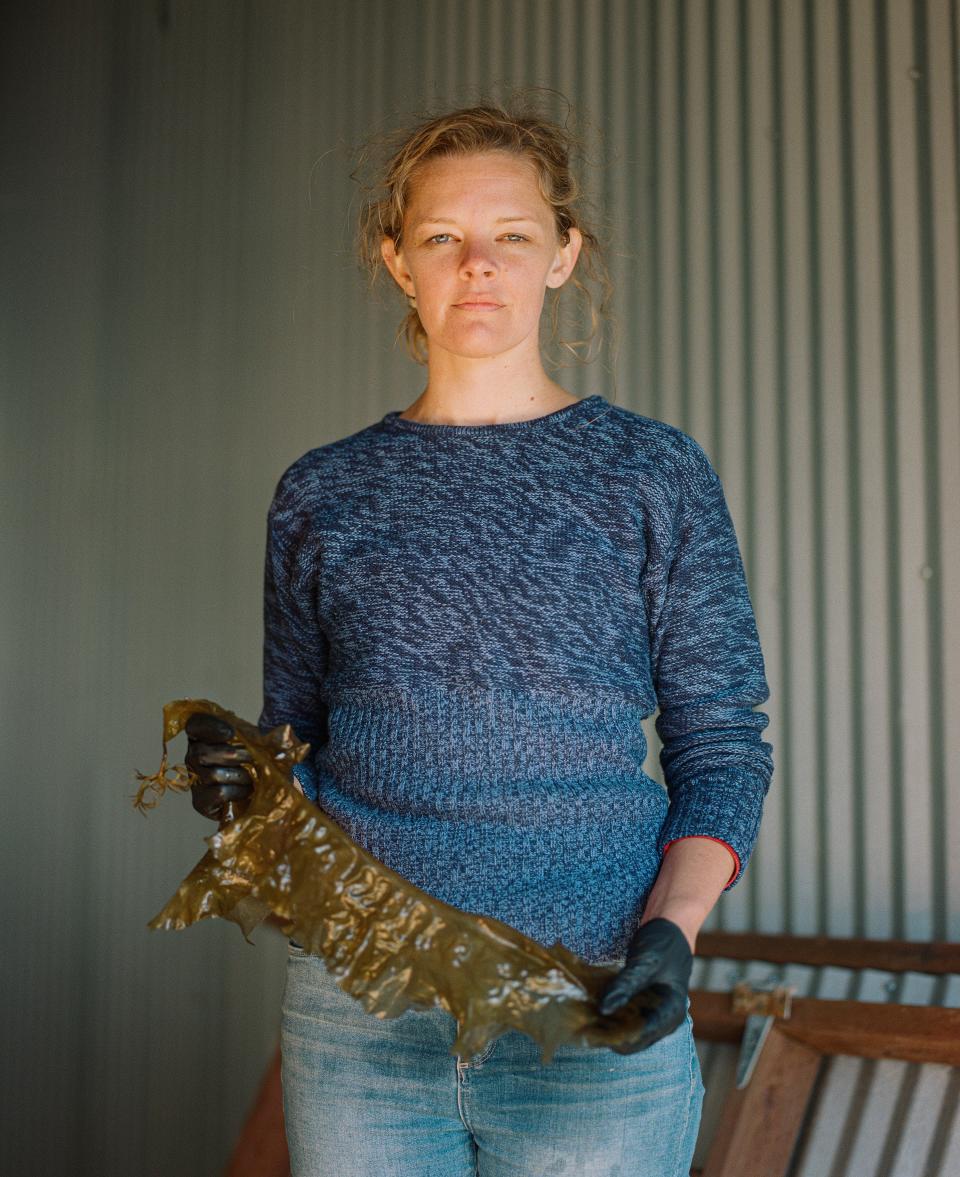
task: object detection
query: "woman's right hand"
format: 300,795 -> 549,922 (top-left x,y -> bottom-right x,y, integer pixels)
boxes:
184,712 -> 254,823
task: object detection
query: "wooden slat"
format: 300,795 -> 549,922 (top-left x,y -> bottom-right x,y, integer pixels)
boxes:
696,931 -> 960,974
701,1026 -> 822,1177
690,989 -> 960,1066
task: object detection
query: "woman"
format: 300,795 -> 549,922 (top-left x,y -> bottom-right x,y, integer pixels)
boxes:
188,96 -> 773,1176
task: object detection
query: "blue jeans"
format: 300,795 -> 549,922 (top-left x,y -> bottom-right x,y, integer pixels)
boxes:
280,943 -> 704,1176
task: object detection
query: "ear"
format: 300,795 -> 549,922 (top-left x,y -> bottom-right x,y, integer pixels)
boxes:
545,226 -> 583,290
381,237 -> 415,297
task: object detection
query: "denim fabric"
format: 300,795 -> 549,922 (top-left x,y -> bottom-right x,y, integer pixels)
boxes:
280,944 -> 704,1177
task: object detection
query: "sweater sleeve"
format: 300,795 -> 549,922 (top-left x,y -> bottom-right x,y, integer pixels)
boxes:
257,469 -> 329,802
644,446 -> 774,891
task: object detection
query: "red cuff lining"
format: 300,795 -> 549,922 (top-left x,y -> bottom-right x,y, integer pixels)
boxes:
663,835 -> 740,887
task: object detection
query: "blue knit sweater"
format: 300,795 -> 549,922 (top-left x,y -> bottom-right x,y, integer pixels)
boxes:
257,394 -> 773,964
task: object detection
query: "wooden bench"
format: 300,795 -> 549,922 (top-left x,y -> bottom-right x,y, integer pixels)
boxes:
690,932 -> 960,1176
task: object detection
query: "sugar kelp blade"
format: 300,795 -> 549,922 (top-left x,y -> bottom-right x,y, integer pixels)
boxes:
136,698 -> 654,1064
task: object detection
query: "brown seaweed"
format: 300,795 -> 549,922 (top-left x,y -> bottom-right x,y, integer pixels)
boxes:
133,699 -> 660,1064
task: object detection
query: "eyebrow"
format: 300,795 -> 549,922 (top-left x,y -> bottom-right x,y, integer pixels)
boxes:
412,215 -> 539,229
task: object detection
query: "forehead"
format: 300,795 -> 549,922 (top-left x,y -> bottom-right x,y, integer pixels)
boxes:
406,151 -> 548,219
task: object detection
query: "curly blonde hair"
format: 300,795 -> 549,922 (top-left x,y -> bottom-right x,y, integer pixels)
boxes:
353,90 -> 615,372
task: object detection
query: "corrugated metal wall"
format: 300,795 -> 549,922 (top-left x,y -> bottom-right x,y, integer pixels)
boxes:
2,2 -> 956,1173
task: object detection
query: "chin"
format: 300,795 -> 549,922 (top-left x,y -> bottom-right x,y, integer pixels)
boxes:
434,326 -> 531,360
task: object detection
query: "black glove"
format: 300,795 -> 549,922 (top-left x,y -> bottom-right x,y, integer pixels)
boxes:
596,917 -> 693,1053
184,711 -> 254,823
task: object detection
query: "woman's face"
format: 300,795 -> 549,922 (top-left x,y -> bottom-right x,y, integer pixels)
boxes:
380,151 -> 582,363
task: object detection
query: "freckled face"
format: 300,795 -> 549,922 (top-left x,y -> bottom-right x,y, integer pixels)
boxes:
381,151 -> 581,362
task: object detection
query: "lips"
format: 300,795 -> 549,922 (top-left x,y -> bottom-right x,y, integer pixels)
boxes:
454,300 -> 502,309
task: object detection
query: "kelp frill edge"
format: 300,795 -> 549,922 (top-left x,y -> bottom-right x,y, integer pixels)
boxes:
133,698 -> 661,1064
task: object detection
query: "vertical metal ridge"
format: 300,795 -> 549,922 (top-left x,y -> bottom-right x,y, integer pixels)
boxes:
677,0 -> 692,429
802,0 -> 831,934
954,0 -> 960,322
911,0 -> 948,942
332,0 -> 351,416
737,0 -> 760,933
874,0 -> 907,939
648,0 -> 663,422
837,0 -> 869,938
604,0 -> 630,408
921,1067 -> 960,1174
606,0 -> 630,410
937,0 -> 960,947
707,0 -> 723,462
771,0 -> 796,933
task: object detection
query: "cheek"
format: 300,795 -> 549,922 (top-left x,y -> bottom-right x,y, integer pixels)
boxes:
415,261 -> 455,300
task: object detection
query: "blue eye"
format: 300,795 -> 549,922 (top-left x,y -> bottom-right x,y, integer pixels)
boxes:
425,233 -> 528,245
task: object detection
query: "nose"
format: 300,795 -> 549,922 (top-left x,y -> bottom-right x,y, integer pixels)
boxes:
458,242 -> 497,280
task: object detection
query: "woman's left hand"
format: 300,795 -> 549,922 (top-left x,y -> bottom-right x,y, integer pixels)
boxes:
595,918 -> 693,1053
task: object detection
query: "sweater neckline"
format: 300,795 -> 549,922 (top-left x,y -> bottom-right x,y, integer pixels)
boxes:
378,394 -> 608,436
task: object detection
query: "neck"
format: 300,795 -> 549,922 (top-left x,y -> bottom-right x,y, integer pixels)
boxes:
402,348 -> 575,426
